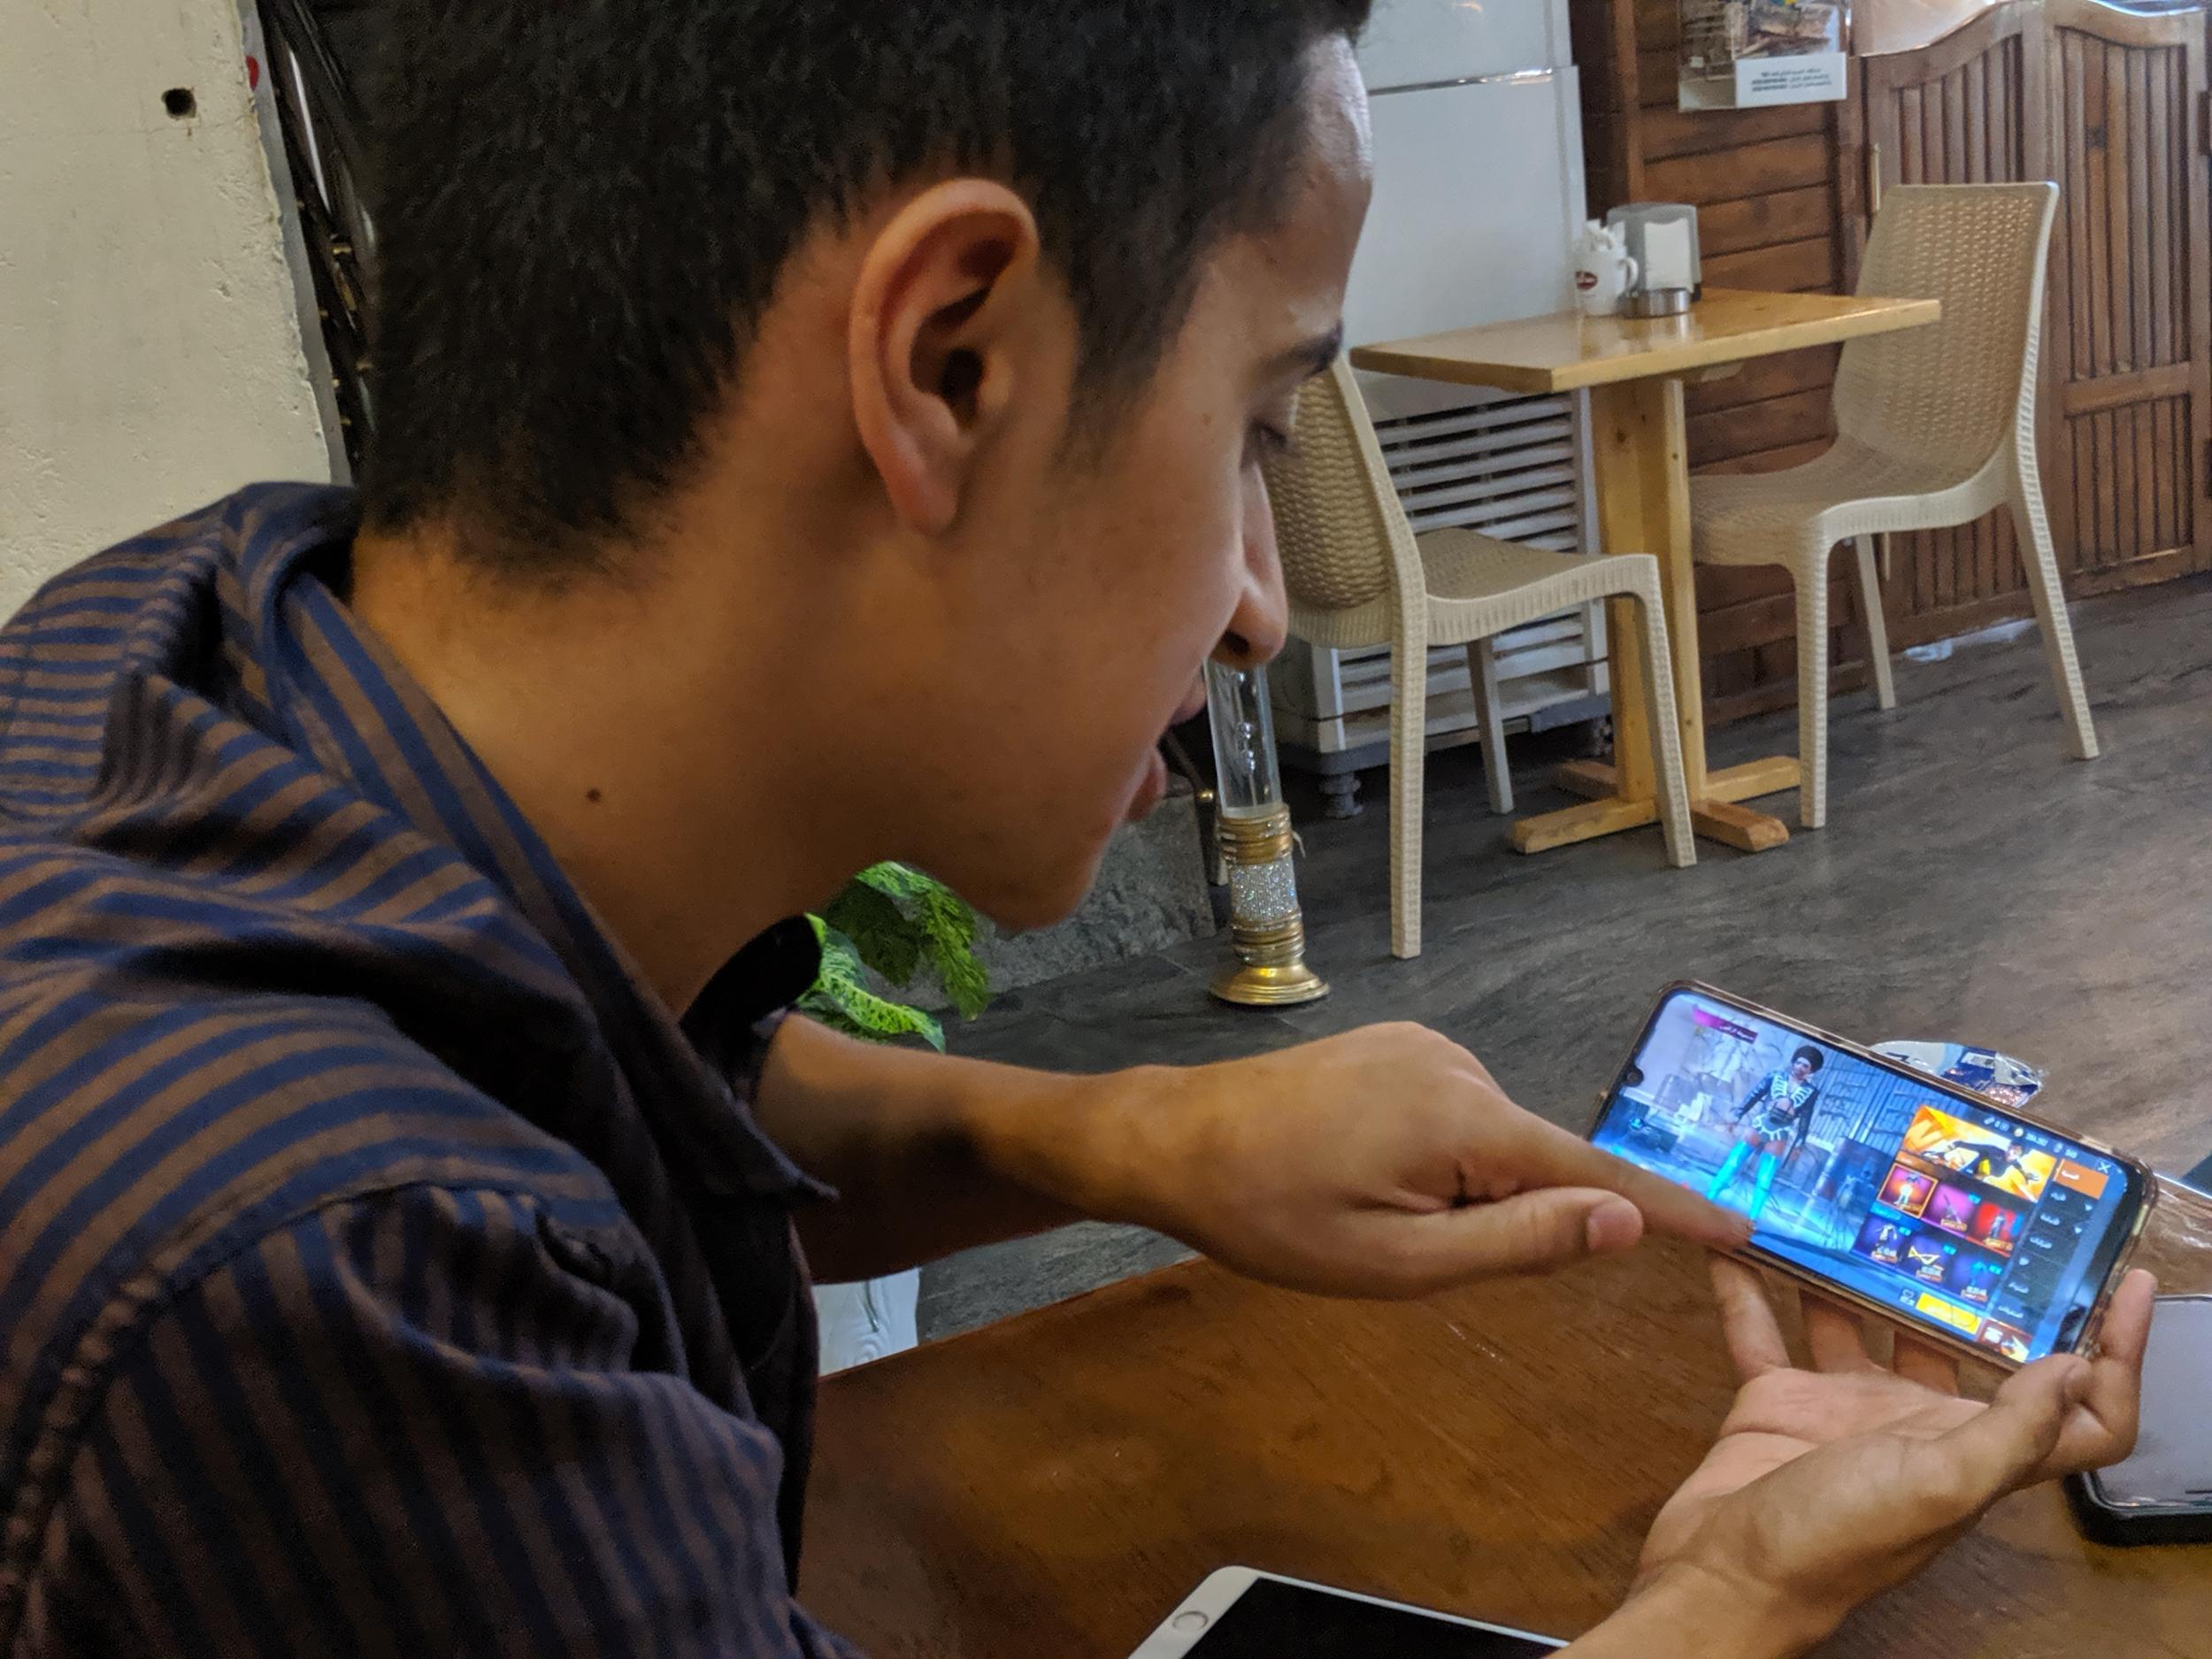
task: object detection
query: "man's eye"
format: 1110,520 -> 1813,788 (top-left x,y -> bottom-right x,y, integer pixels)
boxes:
1248,422 -> 1294,463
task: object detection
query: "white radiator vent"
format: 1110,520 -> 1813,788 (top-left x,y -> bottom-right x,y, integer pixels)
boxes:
1271,389 -> 1607,766
1376,392 -> 1586,548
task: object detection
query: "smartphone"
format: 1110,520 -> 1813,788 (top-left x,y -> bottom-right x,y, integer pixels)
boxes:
1126,1569 -> 1564,1657
1589,983 -> 2155,1367
2065,1294 -> 2212,1544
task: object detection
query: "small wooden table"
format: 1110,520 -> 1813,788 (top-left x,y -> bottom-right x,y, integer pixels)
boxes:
802,1181 -> 2212,1658
1350,290 -> 1942,856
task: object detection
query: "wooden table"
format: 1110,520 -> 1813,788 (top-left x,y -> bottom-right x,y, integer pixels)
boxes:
802,1180 -> 2212,1657
1350,290 -> 1942,856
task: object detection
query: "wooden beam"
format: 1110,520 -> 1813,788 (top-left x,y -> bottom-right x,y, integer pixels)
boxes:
2058,362 -> 2196,418
1688,801 -> 1793,853
1551,760 -> 1618,802
1686,345 -> 1841,414
1688,388 -> 1836,469
1643,102 -> 1829,161
1699,187 -> 1842,258
1700,236 -> 1841,294
1704,757 -> 1803,803
1511,795 -> 1661,856
1575,0 -> 1646,211
1646,134 -> 1836,202
1696,437 -> 1839,477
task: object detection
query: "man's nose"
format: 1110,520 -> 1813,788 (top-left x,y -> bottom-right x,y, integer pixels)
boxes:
1215,491 -> 1289,672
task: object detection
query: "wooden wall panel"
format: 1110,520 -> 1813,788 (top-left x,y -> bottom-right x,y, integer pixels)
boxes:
1571,0 -> 1645,210
2040,5 -> 2212,593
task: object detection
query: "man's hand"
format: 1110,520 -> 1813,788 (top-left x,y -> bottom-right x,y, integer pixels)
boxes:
1074,1023 -> 1750,1297
1605,1260 -> 2157,1659
762,1018 -> 1741,1291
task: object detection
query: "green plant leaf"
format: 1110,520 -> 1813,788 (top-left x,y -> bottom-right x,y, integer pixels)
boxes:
823,879 -> 924,987
920,890 -> 991,1018
801,918 -> 945,1051
856,864 -> 991,1019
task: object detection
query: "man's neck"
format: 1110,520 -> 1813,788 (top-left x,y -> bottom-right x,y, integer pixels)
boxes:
347,525 -> 859,1014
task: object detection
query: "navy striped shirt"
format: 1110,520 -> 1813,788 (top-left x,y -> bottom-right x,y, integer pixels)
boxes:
0,486 -> 862,1657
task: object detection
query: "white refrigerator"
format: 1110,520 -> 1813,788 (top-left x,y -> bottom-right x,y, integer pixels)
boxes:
1273,0 -> 1609,810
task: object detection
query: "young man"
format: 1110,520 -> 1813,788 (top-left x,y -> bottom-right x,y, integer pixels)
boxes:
0,4 -> 2153,1655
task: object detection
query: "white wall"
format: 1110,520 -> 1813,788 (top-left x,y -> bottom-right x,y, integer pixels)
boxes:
1,0 -> 331,618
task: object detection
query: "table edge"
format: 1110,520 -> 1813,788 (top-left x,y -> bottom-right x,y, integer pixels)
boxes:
1349,293 -> 1943,395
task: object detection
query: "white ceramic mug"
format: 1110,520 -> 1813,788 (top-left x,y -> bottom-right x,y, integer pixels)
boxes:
1572,220 -> 1639,319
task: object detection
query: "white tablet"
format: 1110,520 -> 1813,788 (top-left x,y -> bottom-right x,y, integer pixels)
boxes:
1126,1567 -> 1565,1657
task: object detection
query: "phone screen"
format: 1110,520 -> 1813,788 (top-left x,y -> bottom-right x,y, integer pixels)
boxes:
1184,1578 -> 1559,1656
1591,988 -> 2146,1363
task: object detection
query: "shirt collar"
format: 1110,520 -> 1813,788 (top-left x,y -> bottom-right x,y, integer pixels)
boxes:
231,485 -> 830,1203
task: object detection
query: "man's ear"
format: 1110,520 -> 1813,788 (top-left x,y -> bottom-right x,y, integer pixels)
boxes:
849,180 -> 1045,535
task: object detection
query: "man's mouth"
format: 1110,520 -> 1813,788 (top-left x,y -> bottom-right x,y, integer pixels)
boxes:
1125,678 -> 1211,824
1126,747 -> 1171,823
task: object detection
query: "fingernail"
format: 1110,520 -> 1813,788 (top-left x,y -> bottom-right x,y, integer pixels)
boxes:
1586,1200 -> 1642,1256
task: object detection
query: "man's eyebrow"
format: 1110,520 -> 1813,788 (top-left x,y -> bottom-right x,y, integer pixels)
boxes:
1271,326 -> 1345,381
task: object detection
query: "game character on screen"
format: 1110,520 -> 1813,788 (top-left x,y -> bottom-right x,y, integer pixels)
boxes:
1851,1215 -> 1907,1267
1955,1258 -> 2003,1308
1977,1206 -> 2019,1250
1932,1135 -> 2032,1186
1706,1045 -> 1824,1224
1879,1164 -> 1936,1215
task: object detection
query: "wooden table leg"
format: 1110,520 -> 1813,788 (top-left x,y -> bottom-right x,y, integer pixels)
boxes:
1512,375 -> 1795,856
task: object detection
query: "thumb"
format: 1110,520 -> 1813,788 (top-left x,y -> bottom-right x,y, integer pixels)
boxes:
1409,1187 -> 1647,1286
1923,1356 -> 2085,1520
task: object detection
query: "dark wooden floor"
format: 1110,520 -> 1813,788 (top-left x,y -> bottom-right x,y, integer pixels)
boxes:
920,575 -> 2212,1339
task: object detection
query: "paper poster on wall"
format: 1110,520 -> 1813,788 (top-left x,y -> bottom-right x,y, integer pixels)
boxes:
1679,1 -> 1848,111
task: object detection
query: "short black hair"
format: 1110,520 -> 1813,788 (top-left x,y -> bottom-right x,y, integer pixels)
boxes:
1793,1046 -> 1825,1072
360,0 -> 1372,573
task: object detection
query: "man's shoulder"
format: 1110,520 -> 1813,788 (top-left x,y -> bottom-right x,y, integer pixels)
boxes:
0,985 -> 665,1656
0,964 -> 613,1295
0,974 -> 621,1512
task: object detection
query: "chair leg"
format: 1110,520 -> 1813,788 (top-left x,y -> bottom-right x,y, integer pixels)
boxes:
2010,450 -> 2100,761
1466,640 -> 1513,816
1389,637 -> 1429,959
1853,534 -> 1897,711
1627,584 -> 1696,870
1793,553 -> 1834,831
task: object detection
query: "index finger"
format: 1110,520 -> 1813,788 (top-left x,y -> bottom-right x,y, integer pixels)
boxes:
1526,1120 -> 1754,1251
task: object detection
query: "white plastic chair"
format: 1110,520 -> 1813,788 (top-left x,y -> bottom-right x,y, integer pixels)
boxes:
1692,182 -> 2100,831
1263,357 -> 1695,960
